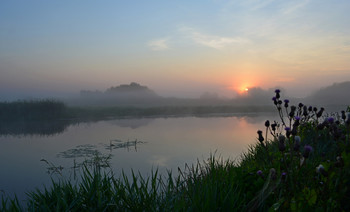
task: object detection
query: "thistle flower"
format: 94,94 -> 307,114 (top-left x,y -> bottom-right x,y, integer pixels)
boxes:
275,89 -> 281,99
284,99 -> 289,108
294,116 -> 300,127
285,127 -> 291,138
281,172 -> 287,181
298,103 -> 304,108
327,117 -> 334,124
265,120 -> 270,128
272,97 -> 278,105
303,145 -> 313,158
257,170 -> 264,178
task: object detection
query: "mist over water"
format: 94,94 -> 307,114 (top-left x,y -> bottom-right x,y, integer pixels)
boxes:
0,114 -> 277,200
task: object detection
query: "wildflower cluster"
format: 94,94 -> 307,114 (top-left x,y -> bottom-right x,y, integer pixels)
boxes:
253,89 -> 350,211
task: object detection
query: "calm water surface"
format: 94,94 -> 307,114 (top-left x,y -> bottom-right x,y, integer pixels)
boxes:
0,114 -> 276,200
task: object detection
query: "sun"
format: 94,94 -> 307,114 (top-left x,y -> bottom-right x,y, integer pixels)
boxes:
237,86 -> 250,94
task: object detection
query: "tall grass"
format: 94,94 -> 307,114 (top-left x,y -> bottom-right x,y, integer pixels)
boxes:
1,91 -> 350,211
0,100 -> 66,121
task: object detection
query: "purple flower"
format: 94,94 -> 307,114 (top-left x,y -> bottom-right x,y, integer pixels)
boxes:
272,97 -> 278,105
293,116 -> 301,127
327,117 -> 334,124
303,145 -> 313,158
275,89 -> 281,99
284,127 -> 291,138
257,170 -> 264,178
281,172 -> 287,181
284,99 -> 289,107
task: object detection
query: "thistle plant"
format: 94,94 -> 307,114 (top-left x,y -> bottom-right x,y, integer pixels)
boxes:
252,90 -> 350,211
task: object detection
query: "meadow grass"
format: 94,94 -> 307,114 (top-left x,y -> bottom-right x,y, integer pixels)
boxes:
1,91 -> 350,211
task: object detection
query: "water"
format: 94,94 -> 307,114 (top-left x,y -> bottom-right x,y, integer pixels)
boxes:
0,113 -> 277,201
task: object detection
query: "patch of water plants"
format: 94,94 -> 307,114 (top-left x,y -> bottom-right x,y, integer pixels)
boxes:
1,90 -> 350,211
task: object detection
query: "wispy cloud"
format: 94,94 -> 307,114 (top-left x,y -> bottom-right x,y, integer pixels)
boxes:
179,27 -> 249,49
147,38 -> 170,51
282,0 -> 310,14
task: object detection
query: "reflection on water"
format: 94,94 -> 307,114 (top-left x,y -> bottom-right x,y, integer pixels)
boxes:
0,114 -> 277,201
0,113 -> 273,137
0,120 -> 72,136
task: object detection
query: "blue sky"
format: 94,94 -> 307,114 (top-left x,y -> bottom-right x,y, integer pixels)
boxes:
1,0 -> 350,99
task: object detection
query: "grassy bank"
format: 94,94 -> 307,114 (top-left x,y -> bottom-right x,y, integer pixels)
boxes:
1,91 -> 350,211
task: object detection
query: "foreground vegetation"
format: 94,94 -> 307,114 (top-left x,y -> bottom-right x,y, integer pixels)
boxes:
1,91 -> 350,211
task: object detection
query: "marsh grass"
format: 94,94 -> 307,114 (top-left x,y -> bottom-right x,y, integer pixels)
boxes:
1,91 -> 350,211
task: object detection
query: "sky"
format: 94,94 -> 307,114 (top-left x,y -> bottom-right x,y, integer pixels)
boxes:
1,0 -> 350,100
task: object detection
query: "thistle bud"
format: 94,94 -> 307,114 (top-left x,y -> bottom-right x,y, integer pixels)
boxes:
278,135 -> 286,152
341,111 -> 346,121
293,136 -> 301,151
317,108 -> 325,118
265,120 -> 270,128
303,145 -> 313,158
257,130 -> 264,144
